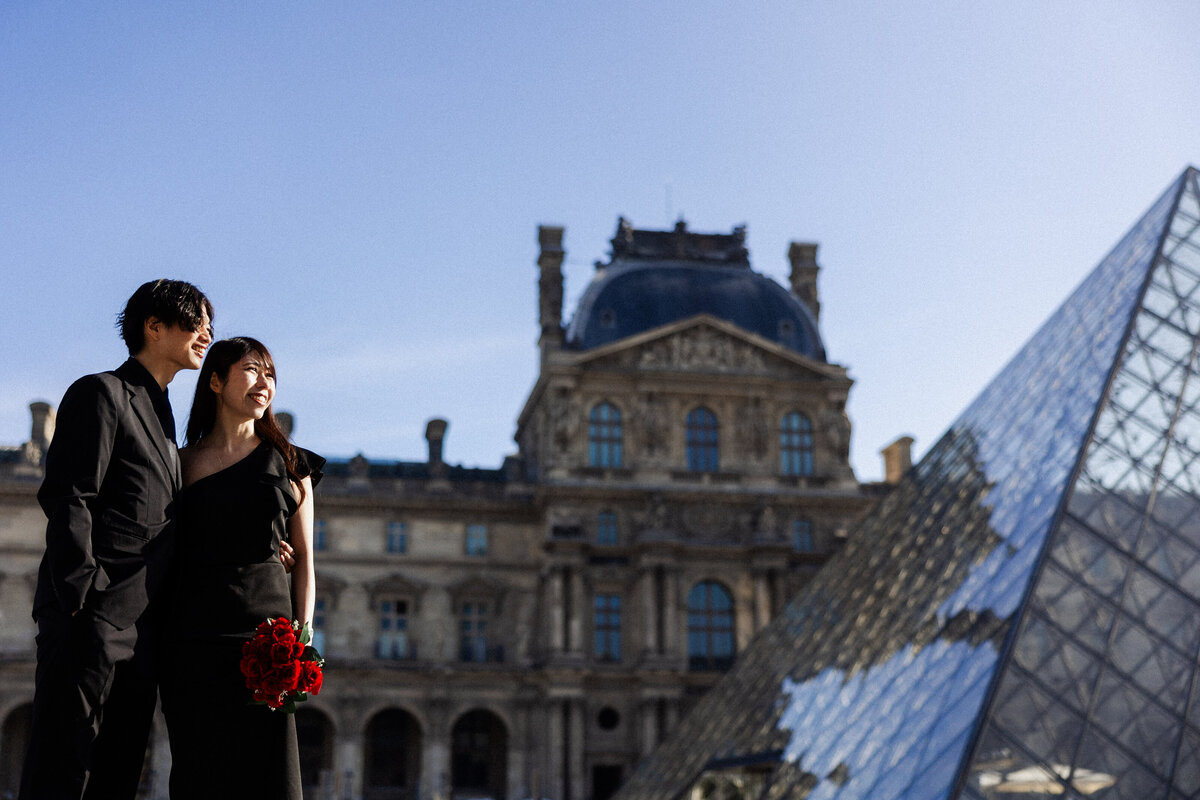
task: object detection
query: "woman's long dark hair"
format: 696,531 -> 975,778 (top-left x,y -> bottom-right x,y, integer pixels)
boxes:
186,337 -> 304,498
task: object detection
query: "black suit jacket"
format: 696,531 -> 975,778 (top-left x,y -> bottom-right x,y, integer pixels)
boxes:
34,359 -> 182,630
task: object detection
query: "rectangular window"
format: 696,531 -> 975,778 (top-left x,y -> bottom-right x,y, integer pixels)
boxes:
596,512 -> 618,546
378,598 -> 411,660
312,595 -> 327,655
460,601 -> 489,662
465,524 -> 488,556
314,519 -> 328,552
594,594 -> 622,662
386,521 -> 408,554
793,519 -> 815,552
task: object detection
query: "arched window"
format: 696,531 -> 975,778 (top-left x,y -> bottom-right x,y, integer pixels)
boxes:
296,708 -> 335,797
1,704 -> 32,799
452,710 -> 508,800
686,407 -> 719,472
589,403 -> 624,467
780,412 -> 814,476
365,709 -> 423,800
687,581 -> 735,671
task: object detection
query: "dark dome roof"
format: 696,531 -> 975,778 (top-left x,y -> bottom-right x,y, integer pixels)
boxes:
564,220 -> 825,360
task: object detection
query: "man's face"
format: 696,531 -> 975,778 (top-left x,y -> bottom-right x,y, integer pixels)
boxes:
159,308 -> 212,372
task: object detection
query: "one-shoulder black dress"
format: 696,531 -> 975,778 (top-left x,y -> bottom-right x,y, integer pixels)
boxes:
161,441 -> 323,800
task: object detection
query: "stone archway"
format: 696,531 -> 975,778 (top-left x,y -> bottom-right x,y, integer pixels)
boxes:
450,709 -> 507,800
296,707 -> 335,799
364,708 -> 422,800
0,703 -> 32,799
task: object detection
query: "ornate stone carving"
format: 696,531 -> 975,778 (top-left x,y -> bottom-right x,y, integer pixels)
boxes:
548,390 -> 581,455
735,398 -> 770,462
821,406 -> 852,462
635,328 -> 767,373
680,504 -> 739,542
634,493 -> 674,535
639,393 -> 670,460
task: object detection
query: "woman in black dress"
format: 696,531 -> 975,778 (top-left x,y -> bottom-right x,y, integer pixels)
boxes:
161,337 -> 321,800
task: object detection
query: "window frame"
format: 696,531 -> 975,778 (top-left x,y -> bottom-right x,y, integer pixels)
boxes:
386,521 -> 409,554
687,580 -> 735,671
465,524 -> 488,557
377,596 -> 413,660
593,593 -> 622,662
588,402 -> 625,468
686,407 -> 720,472
780,411 -> 815,476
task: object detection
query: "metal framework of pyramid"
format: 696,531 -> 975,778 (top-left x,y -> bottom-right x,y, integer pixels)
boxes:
616,166 -> 1200,800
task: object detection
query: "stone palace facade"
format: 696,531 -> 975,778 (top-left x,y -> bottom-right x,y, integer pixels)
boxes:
0,219 -> 889,800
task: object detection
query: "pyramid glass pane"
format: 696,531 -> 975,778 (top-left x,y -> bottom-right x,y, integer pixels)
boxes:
963,170 -> 1200,798
616,169 -> 1198,800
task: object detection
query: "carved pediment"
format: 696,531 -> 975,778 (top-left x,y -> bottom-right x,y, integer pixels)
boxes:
633,326 -> 767,373
575,317 -> 840,379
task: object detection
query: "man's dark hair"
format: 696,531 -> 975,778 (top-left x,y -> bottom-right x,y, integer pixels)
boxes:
116,279 -> 213,355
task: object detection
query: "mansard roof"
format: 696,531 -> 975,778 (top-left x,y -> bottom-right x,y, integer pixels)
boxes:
565,219 -> 825,360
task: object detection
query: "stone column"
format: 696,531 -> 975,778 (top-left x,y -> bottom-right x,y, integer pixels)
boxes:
546,699 -> 565,800
426,695 -> 451,800
753,572 -> 772,633
567,569 -> 586,658
639,699 -> 659,757
548,568 -> 566,654
640,568 -> 658,657
567,699 -> 586,800
662,568 -> 680,660
335,732 -> 363,800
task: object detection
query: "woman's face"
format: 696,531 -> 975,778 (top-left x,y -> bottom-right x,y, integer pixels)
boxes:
211,353 -> 275,421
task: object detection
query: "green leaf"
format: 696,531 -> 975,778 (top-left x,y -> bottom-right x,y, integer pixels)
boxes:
299,621 -> 313,645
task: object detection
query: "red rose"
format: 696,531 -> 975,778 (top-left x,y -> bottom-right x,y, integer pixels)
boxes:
278,661 -> 302,691
300,661 -> 323,695
239,655 -> 263,684
261,672 -> 287,695
270,641 -> 296,667
241,617 -> 320,712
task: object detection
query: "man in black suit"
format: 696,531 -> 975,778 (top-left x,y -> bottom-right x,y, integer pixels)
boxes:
21,280 -> 213,800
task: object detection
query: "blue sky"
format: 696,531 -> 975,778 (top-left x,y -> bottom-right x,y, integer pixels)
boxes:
2,2 -> 1198,480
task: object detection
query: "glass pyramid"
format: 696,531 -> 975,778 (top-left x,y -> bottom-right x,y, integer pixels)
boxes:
616,166 -> 1200,800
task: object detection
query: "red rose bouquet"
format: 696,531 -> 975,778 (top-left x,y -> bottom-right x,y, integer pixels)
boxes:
239,617 -> 325,713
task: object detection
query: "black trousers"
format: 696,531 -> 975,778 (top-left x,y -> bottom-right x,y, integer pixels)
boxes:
19,608 -> 157,800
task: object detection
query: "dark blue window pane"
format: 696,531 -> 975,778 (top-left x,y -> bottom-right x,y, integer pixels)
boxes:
589,403 -> 624,467
780,411 -> 814,476
686,407 -> 719,472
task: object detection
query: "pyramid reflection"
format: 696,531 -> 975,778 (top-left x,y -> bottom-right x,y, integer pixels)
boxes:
617,167 -> 1200,800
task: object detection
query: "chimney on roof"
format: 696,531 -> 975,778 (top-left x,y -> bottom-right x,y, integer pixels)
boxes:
537,225 -> 565,363
880,436 -> 915,484
787,242 -> 821,321
425,418 -> 448,476
27,401 -> 55,465
275,411 -> 294,439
